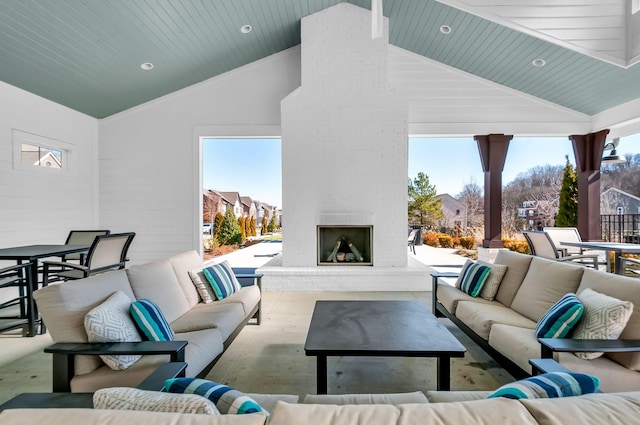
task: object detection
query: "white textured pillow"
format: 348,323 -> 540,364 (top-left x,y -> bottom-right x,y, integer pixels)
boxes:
572,288 -> 634,360
476,260 -> 508,301
84,291 -> 142,370
93,387 -> 220,415
189,268 -> 216,303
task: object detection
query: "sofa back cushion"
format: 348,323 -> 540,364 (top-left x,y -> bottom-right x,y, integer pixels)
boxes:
168,250 -> 202,308
33,270 -> 135,375
493,250 -> 533,307
577,269 -> 640,370
126,259 -> 190,324
510,257 -> 584,322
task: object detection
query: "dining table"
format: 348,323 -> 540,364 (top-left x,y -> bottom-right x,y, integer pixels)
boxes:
559,241 -> 640,275
0,244 -> 91,336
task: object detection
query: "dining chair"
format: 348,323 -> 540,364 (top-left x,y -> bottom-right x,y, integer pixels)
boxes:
0,263 -> 32,334
522,230 -> 599,269
620,257 -> 640,277
61,230 -> 111,263
42,232 -> 135,285
407,229 -> 418,255
543,226 -> 609,271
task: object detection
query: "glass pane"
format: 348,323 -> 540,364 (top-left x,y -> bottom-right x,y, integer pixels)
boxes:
21,143 -> 63,168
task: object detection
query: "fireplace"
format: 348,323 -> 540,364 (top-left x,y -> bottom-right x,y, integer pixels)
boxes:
317,225 -> 373,266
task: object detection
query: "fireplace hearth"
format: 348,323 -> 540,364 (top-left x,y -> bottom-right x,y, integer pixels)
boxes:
317,225 -> 372,266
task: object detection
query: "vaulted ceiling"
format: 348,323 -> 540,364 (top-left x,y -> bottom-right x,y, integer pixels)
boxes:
2,0 -> 640,119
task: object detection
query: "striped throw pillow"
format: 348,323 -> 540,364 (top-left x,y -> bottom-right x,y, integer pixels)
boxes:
488,372 -> 600,399
457,262 -> 491,297
130,298 -> 174,341
164,378 -> 266,415
203,261 -> 241,300
536,293 -> 584,338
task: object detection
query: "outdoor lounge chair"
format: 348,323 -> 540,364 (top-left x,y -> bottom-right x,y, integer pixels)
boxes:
522,230 -> 599,269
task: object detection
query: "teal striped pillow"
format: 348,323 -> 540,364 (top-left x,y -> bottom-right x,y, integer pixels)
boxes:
203,261 -> 241,300
130,298 -> 174,341
165,378 -> 265,415
488,372 -> 600,399
536,293 -> 584,338
458,262 -> 491,297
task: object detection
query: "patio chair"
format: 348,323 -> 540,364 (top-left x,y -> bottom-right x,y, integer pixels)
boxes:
60,230 -> 111,263
42,232 -> 135,285
408,229 -> 418,255
620,257 -> 640,277
522,230 -> 599,269
543,226 -> 608,271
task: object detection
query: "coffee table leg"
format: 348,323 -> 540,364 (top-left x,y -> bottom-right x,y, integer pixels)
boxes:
317,355 -> 327,394
437,356 -> 451,391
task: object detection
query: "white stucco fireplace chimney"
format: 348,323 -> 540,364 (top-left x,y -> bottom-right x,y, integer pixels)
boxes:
259,3 -> 429,290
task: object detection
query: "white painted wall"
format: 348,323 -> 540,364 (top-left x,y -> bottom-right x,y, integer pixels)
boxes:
0,81 -> 98,251
98,49 -> 301,264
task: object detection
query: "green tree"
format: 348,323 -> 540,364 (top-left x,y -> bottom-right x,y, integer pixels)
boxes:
268,216 -> 278,232
218,208 -> 242,245
408,172 -> 443,226
555,156 -> 578,227
213,211 -> 224,243
261,216 -> 268,235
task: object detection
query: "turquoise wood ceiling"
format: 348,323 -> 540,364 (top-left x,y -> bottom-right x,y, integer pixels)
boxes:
0,0 -> 637,118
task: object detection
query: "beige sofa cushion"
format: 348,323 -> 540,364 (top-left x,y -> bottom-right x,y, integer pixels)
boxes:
520,391 -> 640,425
488,324 -> 538,375
302,392 -> 428,405
557,352 -> 640,393
510,256 -> 584,322
494,250 -> 533,307
0,408 -> 267,425
437,283 -> 496,315
172,302 -> 245,340
268,402 -> 400,425
577,268 -> 640,370
33,270 -> 136,376
213,285 -> 261,316
397,399 -> 538,425
168,250 -> 202,308
127,259 -> 191,323
455,301 -> 536,340
426,391 -> 492,403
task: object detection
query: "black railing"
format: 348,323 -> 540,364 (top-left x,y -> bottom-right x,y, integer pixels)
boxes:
601,214 -> 640,243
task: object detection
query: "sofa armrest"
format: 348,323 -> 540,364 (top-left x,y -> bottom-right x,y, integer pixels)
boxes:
136,361 -> 188,391
430,272 -> 460,316
539,338 -> 640,358
44,341 -> 188,392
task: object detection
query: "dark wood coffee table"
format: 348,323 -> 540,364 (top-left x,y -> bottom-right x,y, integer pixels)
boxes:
304,300 -> 466,394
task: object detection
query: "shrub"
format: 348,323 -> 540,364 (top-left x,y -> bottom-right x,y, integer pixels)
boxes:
423,232 -> 439,247
438,234 -> 453,248
459,236 -> 475,249
451,237 -> 461,247
503,238 -> 530,254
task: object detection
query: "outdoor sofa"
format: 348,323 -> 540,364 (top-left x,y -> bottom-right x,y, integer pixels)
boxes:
433,249 -> 640,392
32,250 -> 261,392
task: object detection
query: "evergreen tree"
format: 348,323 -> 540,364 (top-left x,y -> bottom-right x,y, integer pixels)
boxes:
238,216 -> 247,244
268,216 -> 278,232
408,172 -> 444,226
244,216 -> 252,238
218,208 -> 242,245
261,216 -> 269,235
556,156 -> 578,227
213,211 -> 224,243
249,216 -> 257,236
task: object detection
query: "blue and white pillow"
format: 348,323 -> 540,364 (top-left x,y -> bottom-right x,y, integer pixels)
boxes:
488,372 -> 600,399
164,378 -> 265,415
203,261 -> 241,300
536,293 -> 584,339
130,298 -> 174,341
456,261 -> 491,297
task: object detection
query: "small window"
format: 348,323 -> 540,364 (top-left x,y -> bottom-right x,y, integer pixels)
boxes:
13,129 -> 71,172
455,209 -> 460,215
21,144 -> 63,169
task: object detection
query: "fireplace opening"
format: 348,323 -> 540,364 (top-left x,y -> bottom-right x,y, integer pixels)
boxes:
317,225 -> 372,266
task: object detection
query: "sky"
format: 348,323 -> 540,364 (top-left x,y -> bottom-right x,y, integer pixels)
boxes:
203,134 -> 640,206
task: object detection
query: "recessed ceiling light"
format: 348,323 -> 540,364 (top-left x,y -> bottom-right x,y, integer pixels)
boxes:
532,58 -> 546,67
140,62 -> 154,71
440,25 -> 452,34
240,24 -> 252,34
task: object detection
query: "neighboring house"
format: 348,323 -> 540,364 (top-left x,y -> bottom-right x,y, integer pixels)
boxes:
202,190 -> 224,223
218,191 -> 243,218
601,188 -> 640,215
240,196 -> 257,220
518,199 -> 559,230
262,202 -> 275,222
434,194 -> 466,234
